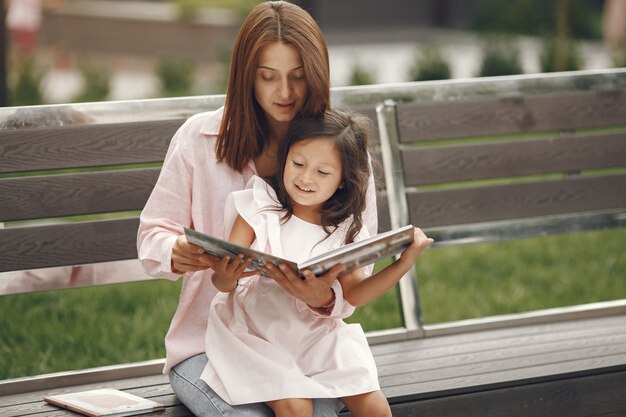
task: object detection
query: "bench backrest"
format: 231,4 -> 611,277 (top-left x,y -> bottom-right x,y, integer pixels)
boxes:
376,88 -> 626,243
371,79 -> 626,333
0,111 -> 190,272
1,69 -> 625,332
0,99 -> 377,274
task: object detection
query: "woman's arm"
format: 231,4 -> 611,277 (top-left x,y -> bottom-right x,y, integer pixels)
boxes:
137,117 -> 205,279
339,227 -> 434,307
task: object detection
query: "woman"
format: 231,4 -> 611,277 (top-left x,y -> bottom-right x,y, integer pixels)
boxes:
137,2 -> 378,416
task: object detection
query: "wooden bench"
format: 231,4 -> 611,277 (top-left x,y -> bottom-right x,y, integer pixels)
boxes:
1,68 -> 626,416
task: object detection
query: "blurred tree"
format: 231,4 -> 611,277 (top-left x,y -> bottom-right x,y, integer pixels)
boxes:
555,0 -> 571,71
603,0 -> 626,67
1,4 -> 7,106
473,0 -> 601,39
540,36 -> 583,72
206,43 -> 232,94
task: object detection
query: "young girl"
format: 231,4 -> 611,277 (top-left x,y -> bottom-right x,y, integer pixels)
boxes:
201,110 -> 434,417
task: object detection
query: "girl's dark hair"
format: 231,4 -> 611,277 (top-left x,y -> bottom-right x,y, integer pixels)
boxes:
216,1 -> 330,173
271,110 -> 372,244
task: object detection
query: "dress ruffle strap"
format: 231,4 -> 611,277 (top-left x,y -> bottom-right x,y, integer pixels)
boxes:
231,176 -> 285,258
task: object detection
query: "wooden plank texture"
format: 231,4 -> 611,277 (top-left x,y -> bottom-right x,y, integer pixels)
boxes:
0,169 -> 160,222
408,173 -> 626,227
402,132 -> 626,186
0,218 -> 139,272
368,370 -> 626,417
371,314 -> 626,356
2,315 -> 625,417
0,120 -> 181,173
396,90 -> 626,142
376,193 -> 391,232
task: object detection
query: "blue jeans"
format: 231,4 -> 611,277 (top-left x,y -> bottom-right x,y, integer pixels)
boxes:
169,353 -> 343,417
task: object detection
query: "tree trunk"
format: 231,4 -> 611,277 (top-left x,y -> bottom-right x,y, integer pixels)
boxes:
555,0 -> 571,72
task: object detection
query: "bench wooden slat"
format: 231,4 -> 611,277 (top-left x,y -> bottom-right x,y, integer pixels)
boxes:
0,218 -> 139,272
375,193 -> 391,232
385,359 -> 626,402
380,370 -> 626,417
0,120 -> 181,173
379,335 -> 626,379
379,341 -> 626,387
0,374 -> 170,405
396,90 -> 626,142
374,318 -> 626,363
0,168 -> 160,222
408,173 -> 626,227
402,132 -> 626,186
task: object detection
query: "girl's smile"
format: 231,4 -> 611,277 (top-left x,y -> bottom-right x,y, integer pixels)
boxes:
283,136 -> 343,222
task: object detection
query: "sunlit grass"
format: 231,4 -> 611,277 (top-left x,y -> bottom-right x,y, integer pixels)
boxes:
0,279 -> 181,379
416,228 -> 626,323
350,228 -> 626,327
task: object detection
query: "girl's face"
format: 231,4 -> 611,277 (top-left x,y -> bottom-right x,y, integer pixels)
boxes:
254,42 -> 307,128
283,137 -> 343,222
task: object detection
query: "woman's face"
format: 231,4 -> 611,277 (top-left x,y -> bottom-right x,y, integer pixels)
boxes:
254,42 -> 307,128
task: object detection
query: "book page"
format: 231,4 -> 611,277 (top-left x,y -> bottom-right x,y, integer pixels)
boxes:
185,225 -> 415,278
300,224 -> 415,275
184,227 -> 298,277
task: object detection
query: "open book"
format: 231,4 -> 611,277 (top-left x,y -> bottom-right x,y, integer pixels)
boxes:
44,388 -> 165,417
184,224 -> 415,277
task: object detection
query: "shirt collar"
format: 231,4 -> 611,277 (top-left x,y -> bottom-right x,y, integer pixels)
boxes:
200,106 -> 257,175
199,106 -> 225,136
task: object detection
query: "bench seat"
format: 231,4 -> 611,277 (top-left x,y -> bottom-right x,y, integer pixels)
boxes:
2,309 -> 625,417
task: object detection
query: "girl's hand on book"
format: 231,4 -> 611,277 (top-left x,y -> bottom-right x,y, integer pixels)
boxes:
263,262 -> 345,311
398,227 -> 434,267
171,235 -> 219,274
211,254 -> 257,292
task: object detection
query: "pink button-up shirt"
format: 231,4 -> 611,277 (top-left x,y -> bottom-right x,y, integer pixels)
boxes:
137,107 -> 378,373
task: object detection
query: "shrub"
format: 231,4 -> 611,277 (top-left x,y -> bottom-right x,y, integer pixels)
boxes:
478,36 -> 524,77
348,61 -> 376,86
73,59 -> 111,103
10,58 -> 44,106
611,51 -> 626,68
409,45 -> 452,81
206,44 -> 232,94
539,37 -> 584,72
156,57 -> 197,97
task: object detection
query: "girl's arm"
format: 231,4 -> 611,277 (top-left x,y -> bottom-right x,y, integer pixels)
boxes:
211,214 -> 257,292
339,227 -> 434,307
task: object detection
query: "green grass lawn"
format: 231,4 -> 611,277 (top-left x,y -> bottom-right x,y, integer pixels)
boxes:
1,228 -> 625,379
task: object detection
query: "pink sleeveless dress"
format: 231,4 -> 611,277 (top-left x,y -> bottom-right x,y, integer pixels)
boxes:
200,176 -> 380,405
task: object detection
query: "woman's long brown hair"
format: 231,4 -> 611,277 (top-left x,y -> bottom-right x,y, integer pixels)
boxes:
216,1 -> 330,173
